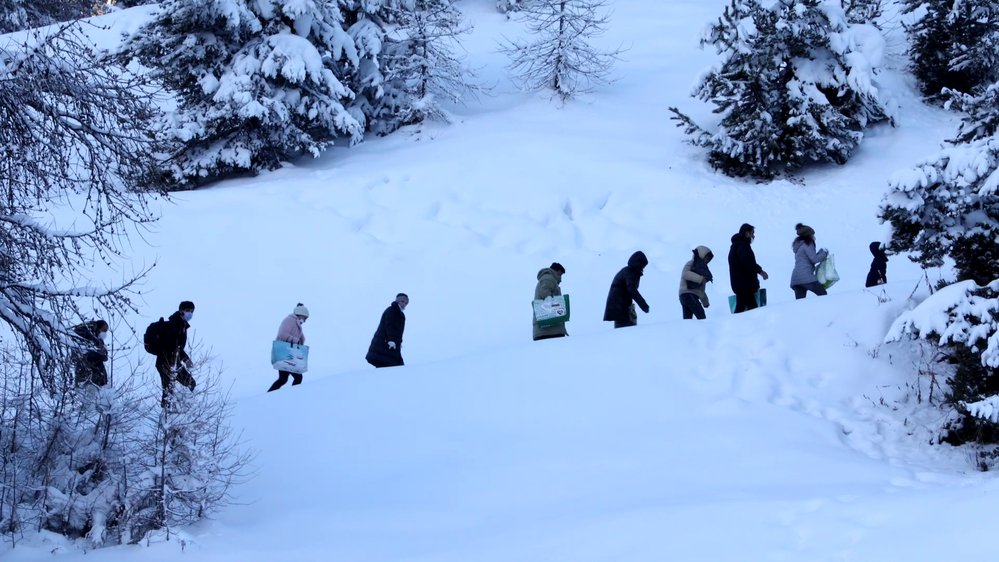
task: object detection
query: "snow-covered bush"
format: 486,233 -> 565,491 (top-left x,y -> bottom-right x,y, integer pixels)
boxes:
669,0 -> 894,180
883,84 -> 999,450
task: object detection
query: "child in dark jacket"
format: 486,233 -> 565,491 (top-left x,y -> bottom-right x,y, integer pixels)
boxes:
865,242 -> 888,287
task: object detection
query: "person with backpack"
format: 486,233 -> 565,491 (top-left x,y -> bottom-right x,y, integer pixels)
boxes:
146,300 -> 197,407
71,319 -> 109,387
679,246 -> 713,320
366,294 -> 408,368
268,303 -> 309,391
728,223 -> 769,313
789,223 -> 829,299
603,251 -> 650,328
866,241 -> 888,287
533,262 -> 568,341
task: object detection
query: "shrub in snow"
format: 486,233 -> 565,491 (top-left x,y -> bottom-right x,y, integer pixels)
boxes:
125,0 -> 363,187
902,0 -> 999,99
883,84 -> 999,451
500,0 -> 621,102
669,0 -> 894,180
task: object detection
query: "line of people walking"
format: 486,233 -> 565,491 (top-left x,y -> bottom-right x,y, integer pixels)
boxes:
70,223 -> 889,396
532,221 -> 889,340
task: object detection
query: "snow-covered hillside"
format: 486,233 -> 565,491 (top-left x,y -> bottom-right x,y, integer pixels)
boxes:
6,1 -> 997,561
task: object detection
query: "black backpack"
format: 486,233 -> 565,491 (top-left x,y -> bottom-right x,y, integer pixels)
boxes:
143,317 -> 170,355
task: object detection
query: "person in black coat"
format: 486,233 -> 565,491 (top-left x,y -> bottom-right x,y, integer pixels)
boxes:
366,293 -> 408,368
728,223 -> 769,314
865,241 -> 888,287
603,251 -> 650,328
72,320 -> 109,387
157,301 -> 197,407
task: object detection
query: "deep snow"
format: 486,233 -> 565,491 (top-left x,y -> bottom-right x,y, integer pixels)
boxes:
5,1 -> 996,561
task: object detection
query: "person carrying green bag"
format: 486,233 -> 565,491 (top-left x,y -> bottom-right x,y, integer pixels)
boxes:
533,262 -> 568,341
789,223 -> 829,299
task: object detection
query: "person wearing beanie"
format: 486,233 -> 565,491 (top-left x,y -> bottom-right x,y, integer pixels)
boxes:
866,242 -> 888,287
728,223 -> 769,313
789,223 -> 828,299
155,300 -> 197,407
269,303 -> 309,391
366,294 -> 408,368
534,262 -> 568,341
679,246 -> 714,320
603,251 -> 651,328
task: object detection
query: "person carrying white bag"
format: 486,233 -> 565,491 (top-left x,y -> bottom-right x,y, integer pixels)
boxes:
533,262 -> 568,341
789,223 -> 829,299
268,303 -> 309,392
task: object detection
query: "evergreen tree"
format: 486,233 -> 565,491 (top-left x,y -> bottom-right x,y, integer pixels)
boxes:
379,0 -> 478,127
125,0 -> 363,187
669,0 -> 893,180
342,0 -> 411,134
882,83 -> 999,451
903,0 -> 999,99
0,0 -> 93,33
501,0 -> 621,101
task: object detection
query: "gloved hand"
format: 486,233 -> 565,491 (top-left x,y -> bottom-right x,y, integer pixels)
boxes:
704,273 -> 713,283
640,304 -> 650,314
387,341 -> 397,350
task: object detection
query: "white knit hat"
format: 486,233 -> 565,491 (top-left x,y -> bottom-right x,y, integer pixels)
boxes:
293,303 -> 309,318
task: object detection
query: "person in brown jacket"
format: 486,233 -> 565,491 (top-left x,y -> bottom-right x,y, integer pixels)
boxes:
533,262 -> 567,341
679,246 -> 713,320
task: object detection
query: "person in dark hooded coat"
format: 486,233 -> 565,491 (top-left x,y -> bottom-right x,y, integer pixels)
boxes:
366,293 -> 408,368
865,242 -> 888,287
71,320 -> 109,386
603,251 -> 650,328
728,223 -> 769,313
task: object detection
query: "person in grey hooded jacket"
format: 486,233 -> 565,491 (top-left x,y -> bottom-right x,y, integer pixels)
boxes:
790,223 -> 829,299
679,246 -> 713,319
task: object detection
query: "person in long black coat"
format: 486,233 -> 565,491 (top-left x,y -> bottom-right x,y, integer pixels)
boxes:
603,251 -> 650,328
728,223 -> 769,313
366,293 -> 409,367
72,320 -> 109,387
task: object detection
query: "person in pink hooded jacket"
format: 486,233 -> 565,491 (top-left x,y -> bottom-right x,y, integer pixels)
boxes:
268,303 -> 309,392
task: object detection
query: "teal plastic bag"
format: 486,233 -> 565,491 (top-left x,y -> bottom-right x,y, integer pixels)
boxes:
271,341 -> 309,374
728,288 -> 767,313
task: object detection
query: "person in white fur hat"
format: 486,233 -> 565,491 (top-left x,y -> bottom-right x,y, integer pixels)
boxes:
268,303 -> 309,391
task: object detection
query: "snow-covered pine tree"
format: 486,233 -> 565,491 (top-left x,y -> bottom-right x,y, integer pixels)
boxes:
342,0 -> 410,134
125,0 -> 363,187
0,0 -> 93,33
903,0 -> 999,99
882,83 -> 999,452
379,0 -> 478,127
669,0 -> 894,180
501,0 -> 621,101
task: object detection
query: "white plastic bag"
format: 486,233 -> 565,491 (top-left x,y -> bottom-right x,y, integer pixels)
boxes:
816,254 -> 840,289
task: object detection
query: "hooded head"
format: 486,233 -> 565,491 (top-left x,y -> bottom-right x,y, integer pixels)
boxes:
694,246 -> 713,262
628,251 -> 649,271
869,241 -> 886,256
